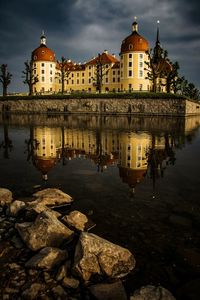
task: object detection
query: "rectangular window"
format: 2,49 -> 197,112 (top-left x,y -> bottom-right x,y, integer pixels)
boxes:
42,76 -> 45,82
50,64 -> 52,68
129,62 -> 132,67
139,62 -> 143,68
72,73 -> 74,77
129,54 -> 132,58
82,79 -> 84,84
118,77 -> 120,82
139,70 -> 143,77
77,79 -> 79,84
72,80 -> 74,84
89,78 -> 91,83
41,63 -> 45,67
82,72 -> 84,77
89,66 -> 92,69
41,69 -> 45,74
105,78 -> 108,83
139,84 -> 143,91
139,54 -> 143,59
129,70 -> 132,77
113,70 -> 115,75
89,72 -> 91,76
113,77 -> 115,83
50,77 -> 52,82
50,70 -> 52,75
77,73 -> 79,77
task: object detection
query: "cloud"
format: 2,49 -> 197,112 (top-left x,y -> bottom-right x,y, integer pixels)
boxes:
0,0 -> 199,93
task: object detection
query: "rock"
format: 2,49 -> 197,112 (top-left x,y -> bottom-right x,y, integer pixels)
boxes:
0,188 -> 13,207
25,247 -> 68,270
16,210 -> 74,251
32,188 -> 73,207
26,201 -> 61,217
62,277 -> 79,289
22,283 -> 46,300
130,285 -> 176,300
8,263 -> 21,270
11,235 -> 24,249
63,210 -> 88,231
73,232 -> 135,281
56,263 -> 68,281
89,281 -> 128,300
52,285 -> 68,298
7,200 -> 26,217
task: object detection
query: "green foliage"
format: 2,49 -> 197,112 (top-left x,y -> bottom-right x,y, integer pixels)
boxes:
0,91 -> 186,101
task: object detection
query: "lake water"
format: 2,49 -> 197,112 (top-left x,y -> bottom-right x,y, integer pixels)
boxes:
1,114 -> 200,298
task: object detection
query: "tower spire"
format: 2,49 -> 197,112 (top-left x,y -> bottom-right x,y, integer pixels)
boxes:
156,20 -> 160,45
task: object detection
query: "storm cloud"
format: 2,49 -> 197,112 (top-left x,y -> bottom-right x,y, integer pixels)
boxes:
0,0 -> 199,93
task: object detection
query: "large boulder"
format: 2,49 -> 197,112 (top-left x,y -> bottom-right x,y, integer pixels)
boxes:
31,188 -> 73,207
22,283 -> 46,300
15,210 -> 74,251
62,210 -> 88,231
73,232 -> 135,281
0,188 -> 13,207
130,285 -> 176,300
25,247 -> 68,270
89,281 -> 128,300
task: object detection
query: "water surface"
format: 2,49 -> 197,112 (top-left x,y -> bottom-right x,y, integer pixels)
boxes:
0,114 -> 200,298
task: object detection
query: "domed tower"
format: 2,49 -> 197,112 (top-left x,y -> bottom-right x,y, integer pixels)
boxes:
31,32 -> 56,94
120,18 -> 150,92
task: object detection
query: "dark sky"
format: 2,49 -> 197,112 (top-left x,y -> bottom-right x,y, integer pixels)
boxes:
0,0 -> 200,93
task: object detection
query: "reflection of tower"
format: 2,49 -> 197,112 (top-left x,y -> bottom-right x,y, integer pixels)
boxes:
118,132 -> 151,193
32,127 -> 62,180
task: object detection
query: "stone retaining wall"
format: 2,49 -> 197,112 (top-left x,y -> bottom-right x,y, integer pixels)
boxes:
0,98 -> 200,116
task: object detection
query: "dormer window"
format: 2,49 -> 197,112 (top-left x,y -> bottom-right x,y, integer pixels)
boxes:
129,44 -> 133,50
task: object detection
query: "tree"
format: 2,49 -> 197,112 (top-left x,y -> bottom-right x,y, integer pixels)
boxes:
0,64 -> 12,96
56,57 -> 71,94
92,53 -> 109,94
22,61 -> 39,96
166,61 -> 180,93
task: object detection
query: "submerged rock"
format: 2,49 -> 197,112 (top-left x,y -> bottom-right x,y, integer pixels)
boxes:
25,247 -> 68,270
15,210 -> 74,251
73,232 -> 135,281
130,285 -> 176,300
88,281 -> 128,300
32,188 -> 73,207
62,210 -> 88,231
0,188 -> 13,207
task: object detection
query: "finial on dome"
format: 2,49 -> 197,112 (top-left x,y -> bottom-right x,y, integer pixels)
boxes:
132,17 -> 138,32
40,30 -> 46,46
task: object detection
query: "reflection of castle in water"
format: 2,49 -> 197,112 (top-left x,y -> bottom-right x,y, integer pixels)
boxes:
29,126 -> 177,192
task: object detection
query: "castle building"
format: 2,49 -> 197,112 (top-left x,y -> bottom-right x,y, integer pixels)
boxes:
30,20 -> 156,94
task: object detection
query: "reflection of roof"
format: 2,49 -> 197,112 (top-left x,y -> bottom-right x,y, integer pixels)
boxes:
121,31 -> 149,53
119,166 -> 147,187
33,157 -> 57,174
32,45 -> 56,62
